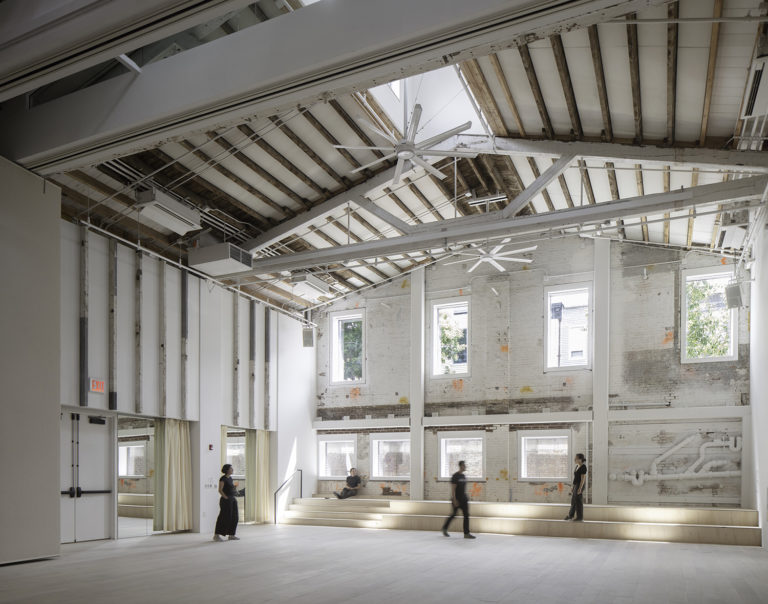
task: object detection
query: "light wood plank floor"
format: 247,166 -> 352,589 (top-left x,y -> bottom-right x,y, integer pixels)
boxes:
1,525 -> 767,603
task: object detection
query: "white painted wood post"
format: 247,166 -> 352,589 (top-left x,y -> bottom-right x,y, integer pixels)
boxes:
592,237 -> 610,504
409,267 -> 426,500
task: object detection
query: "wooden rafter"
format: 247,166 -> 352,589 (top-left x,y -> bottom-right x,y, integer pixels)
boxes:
634,164 -> 649,242
404,178 -> 443,221
578,160 -> 597,205
459,59 -> 510,136
301,108 -> 365,172
526,157 -> 555,212
550,34 -> 583,139
519,44 -> 554,139
605,161 -> 626,237
666,2 -> 679,145
687,168 -> 699,247
588,25 -> 613,142
626,15 -> 643,144
699,0 -> 724,146
467,157 -> 492,193
488,53 -> 526,136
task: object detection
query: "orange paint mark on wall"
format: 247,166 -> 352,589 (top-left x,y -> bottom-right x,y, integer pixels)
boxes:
520,385 -> 533,394
452,379 -> 464,391
398,396 -> 409,405
500,345 -> 509,353
662,330 -> 674,345
721,257 -> 727,265
499,469 -> 509,480
470,483 -> 483,497
564,377 -> 574,385
557,482 -> 564,493
458,288 -> 464,296
350,387 -> 361,400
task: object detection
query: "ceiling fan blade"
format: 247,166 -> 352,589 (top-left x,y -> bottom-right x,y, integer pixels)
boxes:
407,104 -> 423,143
494,257 -> 533,264
418,149 -> 478,158
488,259 -> 507,272
357,118 -> 397,144
411,156 -> 446,180
495,245 -> 538,256
391,158 -> 405,186
416,121 -> 472,150
350,151 -> 397,174
467,259 -> 484,273
490,245 -> 505,255
334,144 -> 395,152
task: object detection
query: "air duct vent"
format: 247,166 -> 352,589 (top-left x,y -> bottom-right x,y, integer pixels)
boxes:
189,242 -> 253,276
136,188 -> 201,234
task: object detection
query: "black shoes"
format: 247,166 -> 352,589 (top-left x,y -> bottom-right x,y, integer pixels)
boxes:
464,533 -> 476,539
442,529 -> 449,537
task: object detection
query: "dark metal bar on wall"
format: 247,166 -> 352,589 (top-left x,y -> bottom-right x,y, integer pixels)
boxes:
249,300 -> 256,428
108,239 -> 117,410
180,268 -> 188,420
135,251 -> 142,414
79,226 -> 88,407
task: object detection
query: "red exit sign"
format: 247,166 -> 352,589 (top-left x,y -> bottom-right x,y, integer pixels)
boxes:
90,379 -> 105,394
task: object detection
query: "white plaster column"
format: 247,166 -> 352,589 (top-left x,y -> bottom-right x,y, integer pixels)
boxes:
409,267 -> 426,500
592,238 -> 610,504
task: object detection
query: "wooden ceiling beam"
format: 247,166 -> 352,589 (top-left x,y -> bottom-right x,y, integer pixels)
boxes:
302,108 -> 368,173
240,124 -> 328,197
626,15 -> 643,144
578,160 -> 597,206
666,2 -> 679,145
519,44 -> 554,139
526,157 -> 555,212
605,161 -> 625,237
634,164 -> 649,242
687,168 -> 699,247
459,59 -> 510,136
663,165 -> 671,244
404,178 -> 444,221
699,0 -> 724,146
588,25 -> 613,142
488,53 -> 526,136
550,34 -> 583,139
268,114 -> 350,188
328,98 -> 387,160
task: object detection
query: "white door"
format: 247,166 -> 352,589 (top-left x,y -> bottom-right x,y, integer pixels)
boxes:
76,414 -> 113,541
60,413 -> 76,543
60,413 -> 114,543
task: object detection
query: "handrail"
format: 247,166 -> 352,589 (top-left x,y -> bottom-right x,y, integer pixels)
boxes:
273,468 -> 303,524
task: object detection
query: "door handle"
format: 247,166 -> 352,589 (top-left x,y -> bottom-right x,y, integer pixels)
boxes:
60,487 -> 76,498
76,487 -> 82,498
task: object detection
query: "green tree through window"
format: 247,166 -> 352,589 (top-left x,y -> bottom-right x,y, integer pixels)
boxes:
341,319 -> 363,380
686,277 -> 731,359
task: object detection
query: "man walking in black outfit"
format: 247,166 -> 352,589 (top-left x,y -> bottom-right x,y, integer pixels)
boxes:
441,460 -> 476,539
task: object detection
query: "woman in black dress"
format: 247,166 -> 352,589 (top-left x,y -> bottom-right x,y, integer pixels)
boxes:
214,464 -> 239,541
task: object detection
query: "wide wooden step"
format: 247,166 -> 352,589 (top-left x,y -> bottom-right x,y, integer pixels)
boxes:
281,498 -> 761,546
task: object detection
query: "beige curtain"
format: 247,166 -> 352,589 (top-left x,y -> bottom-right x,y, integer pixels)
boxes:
153,419 -> 193,532
254,430 -> 272,523
245,429 -> 258,522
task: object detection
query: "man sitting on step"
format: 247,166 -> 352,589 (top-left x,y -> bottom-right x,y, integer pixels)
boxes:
334,468 -> 362,499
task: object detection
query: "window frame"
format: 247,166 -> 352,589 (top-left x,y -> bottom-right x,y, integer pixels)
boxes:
329,308 -> 366,385
369,432 -> 411,480
317,433 -> 357,480
430,296 -> 471,378
118,442 -> 147,478
517,429 -> 572,482
437,430 -> 485,481
680,266 -> 738,364
543,282 -> 593,372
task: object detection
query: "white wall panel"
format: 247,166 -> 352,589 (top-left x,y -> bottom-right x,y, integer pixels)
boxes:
87,232 -> 109,410
238,296 -> 250,427
253,304 -> 266,430
164,265 -> 182,419
140,255 -> 160,417
60,221 -> 79,406
220,290 -> 234,426
115,244 -> 135,413
186,275 -> 201,422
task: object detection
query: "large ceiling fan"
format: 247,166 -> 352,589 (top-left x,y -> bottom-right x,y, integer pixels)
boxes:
335,79 -> 478,186
443,241 -> 538,273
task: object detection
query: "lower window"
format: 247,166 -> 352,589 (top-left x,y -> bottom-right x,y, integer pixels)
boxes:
519,430 -> 570,481
438,431 -> 484,479
370,434 -> 410,479
318,436 -> 356,479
